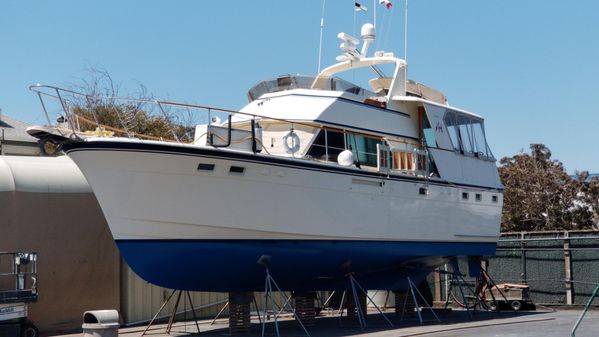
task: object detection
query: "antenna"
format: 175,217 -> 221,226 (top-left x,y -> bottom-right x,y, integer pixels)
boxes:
317,0 -> 326,73
373,0 -> 377,29
404,0 -> 408,62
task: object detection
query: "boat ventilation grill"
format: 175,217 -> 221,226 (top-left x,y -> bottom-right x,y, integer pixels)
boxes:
229,166 -> 245,174
197,163 -> 215,171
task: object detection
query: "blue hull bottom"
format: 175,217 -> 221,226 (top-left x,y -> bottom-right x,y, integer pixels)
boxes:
116,240 -> 496,292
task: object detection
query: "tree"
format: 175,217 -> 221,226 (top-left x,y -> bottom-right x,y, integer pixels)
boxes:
499,144 -> 597,232
69,68 -> 194,142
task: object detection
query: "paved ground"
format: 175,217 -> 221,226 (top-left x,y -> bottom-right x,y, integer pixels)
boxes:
56,308 -> 599,337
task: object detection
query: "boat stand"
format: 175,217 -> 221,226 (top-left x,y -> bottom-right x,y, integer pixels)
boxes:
399,277 -> 441,324
258,255 -> 311,337
338,272 -> 394,330
442,267 -> 486,319
141,289 -> 200,336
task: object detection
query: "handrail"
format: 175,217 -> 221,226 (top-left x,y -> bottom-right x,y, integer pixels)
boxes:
29,84 -> 420,147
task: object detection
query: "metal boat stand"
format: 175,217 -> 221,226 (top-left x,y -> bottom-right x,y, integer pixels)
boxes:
141,289 -> 200,336
338,272 -> 393,330
258,255 -> 311,337
437,262 -> 517,319
399,277 -> 441,324
442,269 -> 482,319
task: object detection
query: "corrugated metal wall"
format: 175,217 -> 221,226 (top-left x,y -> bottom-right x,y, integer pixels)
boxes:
120,261 -> 291,324
120,261 -> 229,324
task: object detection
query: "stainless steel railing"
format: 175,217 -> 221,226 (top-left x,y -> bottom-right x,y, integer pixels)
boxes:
29,84 -> 426,176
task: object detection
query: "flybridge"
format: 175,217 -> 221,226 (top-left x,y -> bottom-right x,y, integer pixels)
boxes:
250,23 -> 447,109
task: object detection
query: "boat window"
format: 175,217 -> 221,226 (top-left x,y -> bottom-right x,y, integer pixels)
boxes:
305,129 -> 346,162
247,75 -> 375,102
444,110 -> 494,160
444,112 -> 461,152
471,120 -> 488,158
345,134 -> 381,167
422,114 -> 438,148
457,115 -> 475,155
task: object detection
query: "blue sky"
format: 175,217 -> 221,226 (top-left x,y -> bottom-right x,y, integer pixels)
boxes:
1,0 -> 598,173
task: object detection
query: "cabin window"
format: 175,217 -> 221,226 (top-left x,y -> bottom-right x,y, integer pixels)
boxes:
422,114 -> 438,148
444,111 -> 494,160
462,192 -> 469,200
458,115 -> 475,155
306,130 -> 346,162
345,134 -> 382,167
444,113 -> 461,152
472,120 -> 489,158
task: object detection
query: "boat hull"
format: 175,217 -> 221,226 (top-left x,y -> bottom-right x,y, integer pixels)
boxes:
116,239 -> 495,291
63,139 -> 502,291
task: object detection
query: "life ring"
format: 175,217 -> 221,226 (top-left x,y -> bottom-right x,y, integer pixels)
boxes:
282,130 -> 300,154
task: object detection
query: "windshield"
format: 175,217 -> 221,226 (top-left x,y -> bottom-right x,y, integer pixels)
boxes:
247,75 -> 375,102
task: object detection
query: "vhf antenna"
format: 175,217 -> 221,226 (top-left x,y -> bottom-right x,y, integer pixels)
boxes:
404,0 -> 408,62
317,0 -> 326,73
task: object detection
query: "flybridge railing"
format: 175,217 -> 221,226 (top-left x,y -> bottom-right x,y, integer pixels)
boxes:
29,84 -> 323,145
29,85 -> 424,174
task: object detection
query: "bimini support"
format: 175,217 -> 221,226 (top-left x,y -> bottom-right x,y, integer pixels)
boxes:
257,255 -> 311,337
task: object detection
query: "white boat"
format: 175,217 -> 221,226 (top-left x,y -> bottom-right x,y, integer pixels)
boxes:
29,23 -> 502,292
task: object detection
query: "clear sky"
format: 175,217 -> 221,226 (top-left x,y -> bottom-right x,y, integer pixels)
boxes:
1,0 -> 598,172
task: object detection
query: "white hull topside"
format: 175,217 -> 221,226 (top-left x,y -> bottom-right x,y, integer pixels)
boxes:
65,139 -> 502,244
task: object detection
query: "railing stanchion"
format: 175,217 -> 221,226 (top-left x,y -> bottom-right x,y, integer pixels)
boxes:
324,129 -> 329,163
251,118 -> 257,154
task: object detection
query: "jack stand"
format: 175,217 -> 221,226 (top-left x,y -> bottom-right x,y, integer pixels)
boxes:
141,289 -> 200,336
258,255 -> 310,337
339,273 -> 394,330
442,262 -> 491,319
318,290 -> 336,313
275,292 -> 294,316
399,277 -> 441,324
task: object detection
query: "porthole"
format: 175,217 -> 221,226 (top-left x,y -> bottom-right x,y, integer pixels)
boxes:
197,163 -> 215,171
229,166 -> 245,174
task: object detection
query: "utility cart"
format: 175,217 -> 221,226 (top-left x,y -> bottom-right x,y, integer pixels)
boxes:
485,283 -> 531,311
0,252 -> 38,337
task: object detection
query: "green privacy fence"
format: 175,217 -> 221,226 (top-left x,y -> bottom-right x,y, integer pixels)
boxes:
486,230 -> 599,306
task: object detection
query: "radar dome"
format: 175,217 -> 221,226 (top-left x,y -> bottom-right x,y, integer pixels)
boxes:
337,150 -> 355,167
361,23 -> 375,41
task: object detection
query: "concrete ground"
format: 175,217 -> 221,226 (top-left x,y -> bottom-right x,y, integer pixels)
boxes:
54,308 -> 599,337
